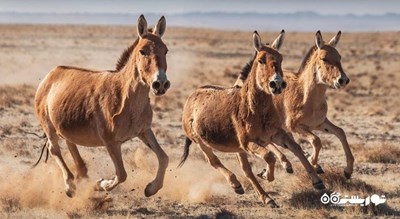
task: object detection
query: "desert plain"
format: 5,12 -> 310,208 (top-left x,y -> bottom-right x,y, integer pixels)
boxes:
0,24 -> 399,218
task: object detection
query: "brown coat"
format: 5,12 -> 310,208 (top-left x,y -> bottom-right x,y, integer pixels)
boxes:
34,15 -> 170,197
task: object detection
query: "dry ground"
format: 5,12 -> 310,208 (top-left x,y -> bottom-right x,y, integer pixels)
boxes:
0,24 -> 399,218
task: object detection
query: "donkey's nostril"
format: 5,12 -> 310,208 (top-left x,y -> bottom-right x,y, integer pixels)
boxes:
269,81 -> 277,89
164,80 -> 171,90
282,81 -> 287,89
338,78 -> 344,85
152,81 -> 161,90
345,78 -> 350,85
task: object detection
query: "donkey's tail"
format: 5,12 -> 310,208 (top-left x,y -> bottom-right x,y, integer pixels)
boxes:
233,51 -> 257,87
32,134 -> 49,168
177,137 -> 193,168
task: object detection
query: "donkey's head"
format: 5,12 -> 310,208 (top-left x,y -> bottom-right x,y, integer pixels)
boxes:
252,30 -> 286,95
314,30 -> 349,89
134,15 -> 170,96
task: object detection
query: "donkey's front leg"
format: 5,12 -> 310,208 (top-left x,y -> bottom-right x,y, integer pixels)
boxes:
316,118 -> 354,179
257,143 -> 293,180
272,129 -> 325,190
236,152 -> 278,208
268,143 -> 293,173
293,126 -> 324,174
139,129 -> 169,197
247,142 -> 277,182
96,142 -> 127,192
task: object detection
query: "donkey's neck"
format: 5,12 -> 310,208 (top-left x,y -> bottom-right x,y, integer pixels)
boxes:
240,68 -> 273,116
299,62 -> 328,106
116,56 -> 151,110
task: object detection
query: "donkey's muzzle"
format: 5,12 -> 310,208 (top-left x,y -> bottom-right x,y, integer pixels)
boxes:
152,80 -> 170,96
269,80 -> 287,95
338,78 -> 350,86
335,76 -> 350,88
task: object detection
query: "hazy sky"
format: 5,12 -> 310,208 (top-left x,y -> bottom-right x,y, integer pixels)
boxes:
1,0 -> 400,15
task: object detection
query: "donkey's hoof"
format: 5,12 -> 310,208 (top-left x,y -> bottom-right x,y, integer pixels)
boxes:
286,166 -> 294,174
257,169 -> 267,179
144,182 -> 161,197
94,178 -> 105,191
344,170 -> 352,179
266,199 -> 279,208
234,185 -> 245,195
65,185 -> 76,198
315,165 -> 324,174
312,181 -> 326,190
257,169 -> 275,181
65,180 -> 76,198
66,189 -> 75,198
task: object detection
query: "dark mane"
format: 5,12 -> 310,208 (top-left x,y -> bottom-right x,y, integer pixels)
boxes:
115,29 -> 154,71
115,38 -> 139,71
298,45 -> 317,73
237,51 -> 257,82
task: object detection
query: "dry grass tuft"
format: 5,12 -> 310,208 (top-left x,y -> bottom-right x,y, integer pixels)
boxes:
354,143 -> 400,164
286,165 -> 399,217
66,211 -> 83,219
215,208 -> 237,219
0,84 -> 36,108
1,197 -> 21,213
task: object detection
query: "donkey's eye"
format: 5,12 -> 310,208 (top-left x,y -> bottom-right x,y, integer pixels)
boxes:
139,50 -> 148,56
258,59 -> 265,64
321,58 -> 328,63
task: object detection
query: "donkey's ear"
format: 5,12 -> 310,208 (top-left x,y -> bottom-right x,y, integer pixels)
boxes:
153,16 -> 166,37
271,29 -> 285,51
137,14 -> 148,38
328,30 -> 341,47
315,30 -> 324,50
253,31 -> 262,52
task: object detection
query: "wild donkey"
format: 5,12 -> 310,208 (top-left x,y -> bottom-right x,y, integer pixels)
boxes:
234,31 -> 354,180
35,15 -> 170,197
179,31 -> 325,207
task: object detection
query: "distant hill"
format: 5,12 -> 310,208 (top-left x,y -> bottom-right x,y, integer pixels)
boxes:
0,11 -> 399,31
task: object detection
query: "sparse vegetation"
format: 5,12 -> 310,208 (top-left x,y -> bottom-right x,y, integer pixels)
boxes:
1,197 -> 21,213
287,165 -> 399,217
354,143 -> 400,164
0,25 -> 399,218
0,84 -> 35,108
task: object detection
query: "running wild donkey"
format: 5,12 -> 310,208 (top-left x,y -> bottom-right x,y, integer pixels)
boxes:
234,31 -> 353,180
34,15 -> 170,197
179,31 -> 325,207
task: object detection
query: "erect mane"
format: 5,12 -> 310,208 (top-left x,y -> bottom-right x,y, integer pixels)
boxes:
298,45 -> 317,73
115,38 -> 138,71
115,28 -> 154,71
237,51 -> 257,82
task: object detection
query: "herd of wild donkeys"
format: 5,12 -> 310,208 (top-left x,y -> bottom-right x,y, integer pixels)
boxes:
33,15 -> 353,207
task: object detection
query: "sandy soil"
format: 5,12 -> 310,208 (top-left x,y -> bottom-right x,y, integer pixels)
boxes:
0,24 -> 399,218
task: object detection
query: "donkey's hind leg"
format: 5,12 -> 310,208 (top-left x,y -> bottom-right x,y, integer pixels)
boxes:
66,141 -> 88,179
47,134 -> 76,197
198,141 -> 244,195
